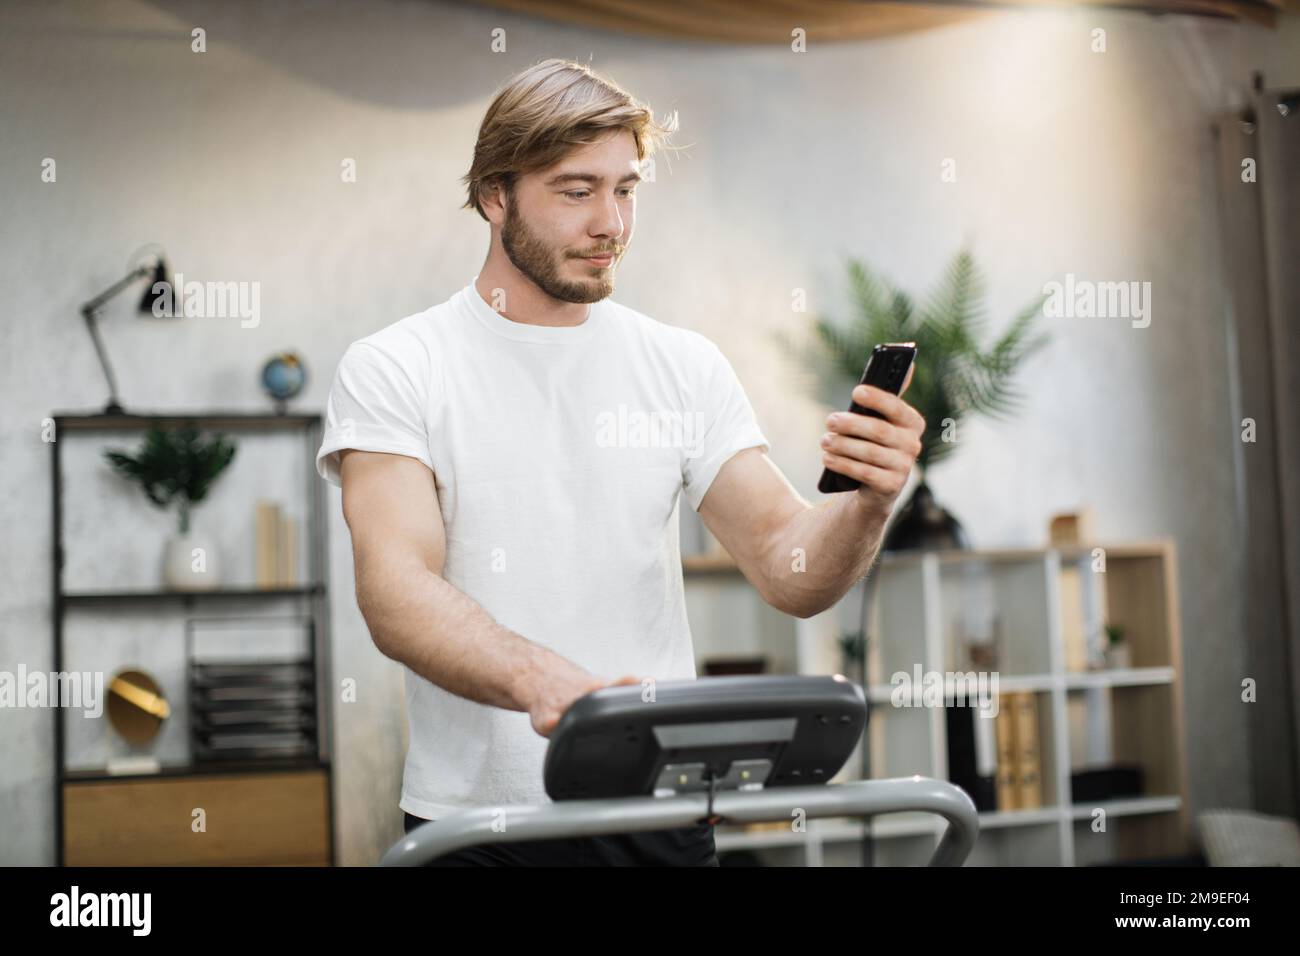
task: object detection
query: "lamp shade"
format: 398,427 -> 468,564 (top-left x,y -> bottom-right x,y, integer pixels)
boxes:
137,257 -> 174,316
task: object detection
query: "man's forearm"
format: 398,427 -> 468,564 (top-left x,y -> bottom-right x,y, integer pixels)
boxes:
763,492 -> 891,619
354,553 -> 575,713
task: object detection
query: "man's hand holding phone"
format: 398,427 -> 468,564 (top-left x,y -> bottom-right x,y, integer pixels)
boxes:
819,347 -> 926,516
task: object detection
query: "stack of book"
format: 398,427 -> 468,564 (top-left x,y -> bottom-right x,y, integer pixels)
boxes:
190,660 -> 317,762
255,500 -> 299,588
995,691 -> 1043,811
947,691 -> 1043,812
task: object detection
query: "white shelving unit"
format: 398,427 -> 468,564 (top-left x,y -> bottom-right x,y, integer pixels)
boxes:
684,540 -> 1191,867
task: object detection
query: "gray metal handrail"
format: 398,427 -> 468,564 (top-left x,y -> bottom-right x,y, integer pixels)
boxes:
379,775 -> 979,866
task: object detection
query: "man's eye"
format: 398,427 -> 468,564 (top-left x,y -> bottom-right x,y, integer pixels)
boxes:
562,189 -> 635,199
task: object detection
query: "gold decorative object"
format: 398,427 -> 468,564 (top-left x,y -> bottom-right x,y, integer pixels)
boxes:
106,670 -> 170,745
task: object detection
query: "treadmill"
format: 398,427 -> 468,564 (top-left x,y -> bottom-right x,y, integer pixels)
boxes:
380,675 -> 979,866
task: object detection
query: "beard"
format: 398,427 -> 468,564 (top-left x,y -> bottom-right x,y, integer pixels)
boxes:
500,192 -> 620,304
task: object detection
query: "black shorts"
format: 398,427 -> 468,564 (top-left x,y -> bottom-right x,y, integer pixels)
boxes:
402,811 -> 720,867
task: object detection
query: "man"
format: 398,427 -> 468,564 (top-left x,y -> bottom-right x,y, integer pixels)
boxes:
316,58 -> 924,866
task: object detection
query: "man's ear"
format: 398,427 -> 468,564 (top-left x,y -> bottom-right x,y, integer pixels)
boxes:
480,177 -> 509,226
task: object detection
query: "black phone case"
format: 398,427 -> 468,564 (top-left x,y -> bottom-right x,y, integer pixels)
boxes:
817,343 -> 917,494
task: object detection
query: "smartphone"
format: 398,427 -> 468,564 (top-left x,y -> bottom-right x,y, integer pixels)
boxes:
817,342 -> 918,494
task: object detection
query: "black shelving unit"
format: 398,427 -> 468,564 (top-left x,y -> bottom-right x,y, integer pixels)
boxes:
50,410 -> 335,866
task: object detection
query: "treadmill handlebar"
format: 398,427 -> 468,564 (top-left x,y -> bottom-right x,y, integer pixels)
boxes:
380,776 -> 980,867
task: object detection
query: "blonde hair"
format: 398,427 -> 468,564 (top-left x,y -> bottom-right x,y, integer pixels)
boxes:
462,58 -> 679,221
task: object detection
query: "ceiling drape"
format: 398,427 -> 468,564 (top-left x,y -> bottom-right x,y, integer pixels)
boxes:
461,0 -> 1282,44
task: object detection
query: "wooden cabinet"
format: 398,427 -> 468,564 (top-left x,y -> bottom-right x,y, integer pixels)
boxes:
63,769 -> 330,866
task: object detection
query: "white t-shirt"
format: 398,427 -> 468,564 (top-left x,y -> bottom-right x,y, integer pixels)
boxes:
316,280 -> 769,819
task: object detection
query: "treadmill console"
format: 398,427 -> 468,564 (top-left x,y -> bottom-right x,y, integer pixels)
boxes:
543,675 -> 868,800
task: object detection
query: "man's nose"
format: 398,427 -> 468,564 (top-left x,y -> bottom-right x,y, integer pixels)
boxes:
590,194 -> 625,240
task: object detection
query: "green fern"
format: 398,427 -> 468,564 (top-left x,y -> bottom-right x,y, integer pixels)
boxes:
779,249 -> 1049,471
104,427 -> 237,533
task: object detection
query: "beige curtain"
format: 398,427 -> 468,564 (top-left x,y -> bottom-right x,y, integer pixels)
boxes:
463,0 -> 1281,44
1214,88 -> 1300,820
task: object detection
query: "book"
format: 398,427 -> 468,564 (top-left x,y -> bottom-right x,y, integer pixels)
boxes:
1060,564 -> 1088,672
995,693 -> 1019,811
255,500 -> 280,588
1014,692 -> 1043,809
946,703 -> 997,811
278,513 -> 298,586
951,702 -> 987,806
254,500 -> 298,587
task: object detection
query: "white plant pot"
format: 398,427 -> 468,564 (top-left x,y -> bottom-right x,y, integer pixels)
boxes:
163,531 -> 220,591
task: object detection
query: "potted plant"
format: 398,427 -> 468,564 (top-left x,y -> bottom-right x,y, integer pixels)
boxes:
783,249 -> 1050,551
1103,622 -> 1131,670
104,427 -> 237,590
837,631 -> 867,687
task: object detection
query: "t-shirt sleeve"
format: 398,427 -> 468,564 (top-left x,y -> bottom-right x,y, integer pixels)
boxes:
315,340 -> 436,487
681,338 -> 770,512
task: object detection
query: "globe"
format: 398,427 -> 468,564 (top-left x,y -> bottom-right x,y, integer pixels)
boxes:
261,353 -> 307,403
